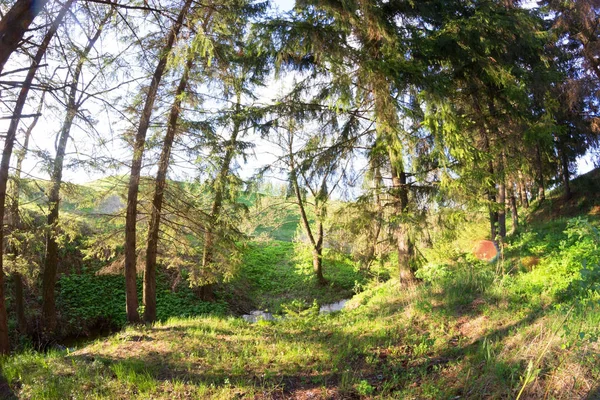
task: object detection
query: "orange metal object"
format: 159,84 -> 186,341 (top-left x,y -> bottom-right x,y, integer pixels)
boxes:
473,240 -> 499,262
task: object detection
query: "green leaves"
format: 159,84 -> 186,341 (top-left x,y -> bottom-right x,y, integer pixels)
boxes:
57,272 -> 226,331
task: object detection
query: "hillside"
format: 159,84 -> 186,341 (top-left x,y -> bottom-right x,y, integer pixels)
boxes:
2,172 -> 599,399
528,168 -> 600,222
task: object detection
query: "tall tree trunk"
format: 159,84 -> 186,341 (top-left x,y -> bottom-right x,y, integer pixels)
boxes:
0,0 -> 49,75
42,15 -> 110,331
389,154 -> 415,285
312,218 -> 324,282
497,157 -> 506,240
497,187 -> 506,239
535,144 -> 546,203
517,170 -> 529,209
488,162 -> 498,240
288,135 -> 327,285
559,145 -> 572,200
200,90 -> 242,299
124,0 -> 192,324
7,91 -> 44,333
510,185 -> 519,234
0,0 -> 72,354
143,56 -> 193,323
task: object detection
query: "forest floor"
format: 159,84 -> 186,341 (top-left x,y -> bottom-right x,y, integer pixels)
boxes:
1,172 -> 600,399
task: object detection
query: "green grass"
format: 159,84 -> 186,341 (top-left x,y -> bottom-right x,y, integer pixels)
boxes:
2,271 -> 597,399
3,173 -> 600,398
226,240 -> 366,314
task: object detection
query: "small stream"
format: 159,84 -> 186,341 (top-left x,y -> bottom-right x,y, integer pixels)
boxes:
242,299 -> 349,323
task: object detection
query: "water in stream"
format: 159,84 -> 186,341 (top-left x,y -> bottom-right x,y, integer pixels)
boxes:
242,299 -> 349,323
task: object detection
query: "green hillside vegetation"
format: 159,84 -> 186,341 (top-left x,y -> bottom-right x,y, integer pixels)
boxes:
1,171 -> 599,399
2,177 -> 364,342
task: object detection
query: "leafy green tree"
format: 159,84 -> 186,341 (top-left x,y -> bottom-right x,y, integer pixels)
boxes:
0,0 -> 73,354
422,1 -> 556,240
143,0 -> 268,318
124,0 -> 194,324
41,5 -> 114,332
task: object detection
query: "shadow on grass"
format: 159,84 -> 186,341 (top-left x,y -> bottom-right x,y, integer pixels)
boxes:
586,386 -> 600,400
0,372 -> 17,400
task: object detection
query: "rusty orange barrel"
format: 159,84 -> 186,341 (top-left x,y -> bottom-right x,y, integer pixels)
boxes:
473,240 -> 499,262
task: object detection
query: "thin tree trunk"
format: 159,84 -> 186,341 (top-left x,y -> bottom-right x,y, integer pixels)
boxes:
42,15 -> 110,331
0,0 -> 72,354
510,185 -> 519,234
518,170 -> 529,209
535,144 -> 546,202
288,136 -> 326,285
312,218 -> 324,282
389,154 -> 415,285
200,91 -> 242,299
124,0 -> 192,324
560,145 -> 571,200
7,91 -> 44,333
144,56 -> 193,323
497,157 -> 506,240
0,0 -> 49,75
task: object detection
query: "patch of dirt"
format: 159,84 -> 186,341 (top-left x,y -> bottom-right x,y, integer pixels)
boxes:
455,314 -> 489,343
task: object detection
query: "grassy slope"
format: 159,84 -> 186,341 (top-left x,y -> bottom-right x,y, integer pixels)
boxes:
9,177 -> 363,342
2,173 -> 600,399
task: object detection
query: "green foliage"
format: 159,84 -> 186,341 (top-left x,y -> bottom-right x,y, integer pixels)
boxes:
560,218 -> 600,300
355,379 -> 375,396
503,217 -> 600,305
58,272 -> 226,331
415,262 -> 451,284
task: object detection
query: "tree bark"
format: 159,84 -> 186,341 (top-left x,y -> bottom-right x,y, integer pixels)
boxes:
143,56 -> 193,323
124,0 -> 192,324
312,219 -> 324,282
497,157 -> 506,240
535,144 -> 546,202
510,185 -> 519,234
7,91 -> 44,334
559,144 -> 572,200
389,154 -> 415,285
0,0 -> 72,354
0,0 -> 49,75
42,14 -> 110,331
517,170 -> 529,209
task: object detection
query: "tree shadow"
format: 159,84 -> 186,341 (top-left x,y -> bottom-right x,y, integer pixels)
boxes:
0,372 -> 17,400
586,386 -> 600,400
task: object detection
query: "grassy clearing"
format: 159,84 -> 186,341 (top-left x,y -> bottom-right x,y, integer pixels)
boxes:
226,240 -> 367,314
2,175 -> 600,398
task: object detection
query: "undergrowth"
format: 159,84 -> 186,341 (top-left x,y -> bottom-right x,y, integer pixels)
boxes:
1,192 -> 600,398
